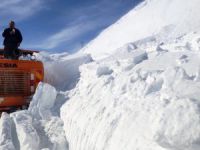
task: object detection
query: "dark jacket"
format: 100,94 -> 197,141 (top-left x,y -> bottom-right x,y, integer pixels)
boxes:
2,28 -> 23,47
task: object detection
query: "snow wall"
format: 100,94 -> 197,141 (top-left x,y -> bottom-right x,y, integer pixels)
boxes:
60,0 -> 200,149
61,32 -> 200,150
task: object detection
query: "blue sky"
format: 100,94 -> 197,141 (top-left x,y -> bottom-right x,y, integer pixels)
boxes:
0,0 -> 142,53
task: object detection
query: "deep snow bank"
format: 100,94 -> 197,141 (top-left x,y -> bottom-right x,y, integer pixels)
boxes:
82,0 -> 200,60
61,32 -> 200,150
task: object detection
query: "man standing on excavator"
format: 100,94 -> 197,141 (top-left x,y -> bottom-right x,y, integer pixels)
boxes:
2,20 -> 23,59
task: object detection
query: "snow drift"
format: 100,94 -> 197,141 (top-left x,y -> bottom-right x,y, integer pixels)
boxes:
60,0 -> 200,149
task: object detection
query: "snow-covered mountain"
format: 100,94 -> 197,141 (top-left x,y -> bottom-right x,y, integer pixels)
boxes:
1,0 -> 200,150
83,0 -> 200,60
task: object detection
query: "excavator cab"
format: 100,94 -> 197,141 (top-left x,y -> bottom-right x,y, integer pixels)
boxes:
0,49 -> 44,112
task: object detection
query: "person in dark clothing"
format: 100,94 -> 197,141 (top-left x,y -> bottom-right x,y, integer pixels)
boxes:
2,21 -> 23,59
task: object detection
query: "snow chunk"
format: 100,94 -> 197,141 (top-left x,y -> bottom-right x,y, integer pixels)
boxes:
11,111 -> 40,150
28,83 -> 68,150
28,83 -> 57,120
0,113 -> 15,150
132,50 -> 148,64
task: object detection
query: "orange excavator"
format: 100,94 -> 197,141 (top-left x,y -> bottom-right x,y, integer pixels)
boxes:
0,49 -> 44,112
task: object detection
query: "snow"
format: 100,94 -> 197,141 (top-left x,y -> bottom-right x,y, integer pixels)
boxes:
61,32 -> 200,150
0,83 -> 69,150
36,52 -> 93,91
82,0 -> 200,60
11,111 -> 40,150
1,0 -> 200,150
0,51 -> 93,150
28,83 -> 58,120
0,113 -> 15,150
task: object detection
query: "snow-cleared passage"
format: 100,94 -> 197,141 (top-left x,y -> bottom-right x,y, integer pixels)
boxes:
61,32 -> 200,150
0,52 -> 92,150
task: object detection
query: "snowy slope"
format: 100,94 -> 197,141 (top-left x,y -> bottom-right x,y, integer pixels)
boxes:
82,0 -> 200,60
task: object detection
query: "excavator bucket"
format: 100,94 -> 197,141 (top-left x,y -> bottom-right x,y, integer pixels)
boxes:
0,49 -> 44,112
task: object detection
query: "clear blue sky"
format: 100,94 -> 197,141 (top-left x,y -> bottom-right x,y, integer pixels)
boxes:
0,0 -> 142,53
